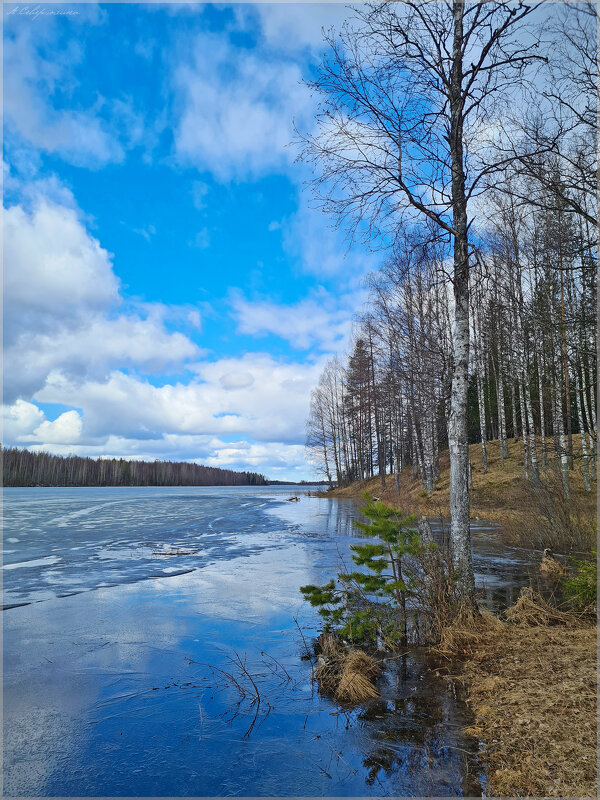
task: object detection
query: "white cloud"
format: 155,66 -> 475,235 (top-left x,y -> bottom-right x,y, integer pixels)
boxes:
31,353 -> 323,445
4,15 -> 145,168
5,313 -> 199,402
233,3 -> 353,55
3,351 -> 327,477
4,198 -> 119,339
230,289 -> 362,352
219,371 -> 255,391
33,411 -> 83,445
205,440 -> 306,471
3,187 -> 200,402
2,177 -> 328,477
172,34 -> 315,180
187,310 -> 202,330
2,400 -> 45,443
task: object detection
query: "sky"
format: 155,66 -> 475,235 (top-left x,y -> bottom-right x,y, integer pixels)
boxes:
3,2 -> 374,481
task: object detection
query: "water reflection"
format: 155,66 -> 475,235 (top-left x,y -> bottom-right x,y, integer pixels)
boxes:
3,487 -> 537,796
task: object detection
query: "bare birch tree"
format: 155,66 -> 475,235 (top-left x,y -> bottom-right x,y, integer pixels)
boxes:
299,0 -> 543,601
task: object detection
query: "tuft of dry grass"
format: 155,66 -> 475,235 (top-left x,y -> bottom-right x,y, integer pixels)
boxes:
314,634 -> 380,703
435,596 -> 597,797
337,650 -> 380,702
432,607 -> 506,658
505,587 -> 576,627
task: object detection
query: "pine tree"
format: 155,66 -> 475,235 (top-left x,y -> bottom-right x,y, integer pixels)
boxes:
301,495 -> 430,649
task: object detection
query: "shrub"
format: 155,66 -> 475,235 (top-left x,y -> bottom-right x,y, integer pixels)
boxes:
562,553 -> 597,613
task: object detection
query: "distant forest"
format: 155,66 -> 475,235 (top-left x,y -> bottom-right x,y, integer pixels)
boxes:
2,447 -> 267,487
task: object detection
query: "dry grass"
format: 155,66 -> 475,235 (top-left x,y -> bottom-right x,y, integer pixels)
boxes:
432,607 -> 506,658
326,438 -> 596,551
337,650 -> 380,702
314,633 -> 381,703
434,595 -> 597,797
505,587 -> 577,627
540,555 -> 568,576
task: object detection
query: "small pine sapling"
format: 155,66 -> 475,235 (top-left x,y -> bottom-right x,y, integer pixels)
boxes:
301,495 -> 429,649
342,494 -> 424,646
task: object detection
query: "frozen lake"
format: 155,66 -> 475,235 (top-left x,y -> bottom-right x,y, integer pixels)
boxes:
2,486 -> 535,796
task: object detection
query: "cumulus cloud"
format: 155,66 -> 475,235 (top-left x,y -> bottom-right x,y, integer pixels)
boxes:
205,440 -> 306,472
2,174 -> 327,476
3,186 -> 200,402
5,313 -> 199,402
4,198 -> 120,344
29,353 -> 323,444
2,352 -> 325,476
2,400 -> 45,443
4,13 -> 145,167
230,289 -> 362,352
33,411 -> 83,445
172,34 -> 314,180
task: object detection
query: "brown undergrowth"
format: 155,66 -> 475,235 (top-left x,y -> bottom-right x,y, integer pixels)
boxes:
324,439 -> 596,552
434,591 -> 597,797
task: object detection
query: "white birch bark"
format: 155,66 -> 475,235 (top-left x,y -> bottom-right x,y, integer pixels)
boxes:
574,368 -> 591,492
445,3 -> 475,602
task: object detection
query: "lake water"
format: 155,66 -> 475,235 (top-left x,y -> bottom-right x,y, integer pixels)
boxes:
2,486 -> 537,797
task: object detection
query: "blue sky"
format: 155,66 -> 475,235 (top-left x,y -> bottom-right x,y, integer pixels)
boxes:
3,2 -> 372,480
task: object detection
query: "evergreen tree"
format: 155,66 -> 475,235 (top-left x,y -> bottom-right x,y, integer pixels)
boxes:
301,495 -> 431,648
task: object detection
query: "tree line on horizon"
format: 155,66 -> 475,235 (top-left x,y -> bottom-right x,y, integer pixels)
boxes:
2,447 -> 267,487
300,1 -> 596,600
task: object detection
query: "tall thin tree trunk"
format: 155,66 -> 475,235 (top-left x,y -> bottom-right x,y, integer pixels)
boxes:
580,366 -> 595,480
518,377 -> 530,480
560,268 -> 574,469
511,377 -> 519,442
473,313 -> 488,474
585,359 -> 597,475
448,1 -> 474,602
575,369 -> 591,492
493,345 -> 508,465
536,344 -> 547,472
552,364 -> 571,499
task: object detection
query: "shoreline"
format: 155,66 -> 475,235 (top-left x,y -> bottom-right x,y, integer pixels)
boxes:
444,608 -> 597,797
314,438 -> 595,552
317,445 -> 598,797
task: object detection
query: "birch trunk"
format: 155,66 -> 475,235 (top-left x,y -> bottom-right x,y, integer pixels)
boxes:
552,362 -> 571,499
511,377 -> 519,442
518,377 -> 530,480
574,368 -> 591,492
473,311 -> 488,473
580,364 -> 594,473
494,346 -> 508,465
536,343 -> 547,472
448,1 -> 474,602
